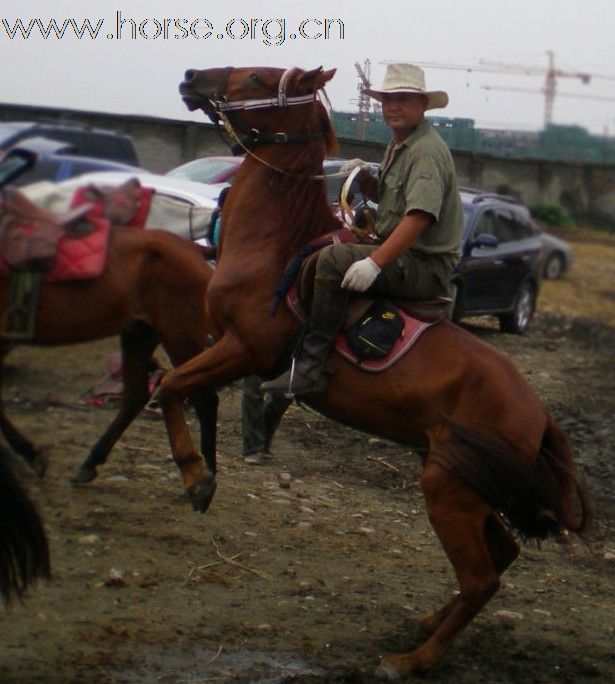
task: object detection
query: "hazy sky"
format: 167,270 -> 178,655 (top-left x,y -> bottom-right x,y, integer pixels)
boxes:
2,0 -> 615,135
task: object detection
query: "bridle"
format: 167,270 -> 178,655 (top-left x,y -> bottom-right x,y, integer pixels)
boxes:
203,66 -> 345,181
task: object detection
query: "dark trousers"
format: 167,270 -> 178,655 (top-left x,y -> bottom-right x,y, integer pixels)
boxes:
241,375 -> 292,455
316,243 -> 455,300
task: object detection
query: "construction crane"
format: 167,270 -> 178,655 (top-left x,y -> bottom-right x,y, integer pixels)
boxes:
481,85 -> 615,106
383,52 -> 615,126
353,60 -> 373,140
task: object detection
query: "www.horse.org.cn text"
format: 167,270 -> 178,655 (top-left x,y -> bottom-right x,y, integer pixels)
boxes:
1,13 -> 346,46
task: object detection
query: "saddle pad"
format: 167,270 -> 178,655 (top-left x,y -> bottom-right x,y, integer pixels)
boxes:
285,288 -> 435,372
0,209 -> 110,282
335,310 -> 434,371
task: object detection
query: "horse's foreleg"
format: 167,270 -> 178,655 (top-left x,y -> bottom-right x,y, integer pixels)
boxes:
0,347 -> 48,477
157,335 -> 247,513
377,461 -> 500,679
71,322 -> 160,485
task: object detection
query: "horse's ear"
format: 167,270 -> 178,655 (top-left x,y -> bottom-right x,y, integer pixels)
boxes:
293,67 -> 336,93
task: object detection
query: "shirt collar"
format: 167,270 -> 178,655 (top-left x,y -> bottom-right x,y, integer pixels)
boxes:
381,120 -> 431,177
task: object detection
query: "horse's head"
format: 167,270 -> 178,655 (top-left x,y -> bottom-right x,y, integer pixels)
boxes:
180,65 -> 335,118
179,66 -> 338,154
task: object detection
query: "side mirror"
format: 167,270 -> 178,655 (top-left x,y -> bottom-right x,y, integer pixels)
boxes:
0,150 -> 35,190
469,232 -> 499,250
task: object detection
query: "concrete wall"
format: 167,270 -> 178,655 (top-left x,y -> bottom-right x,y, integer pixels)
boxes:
2,102 -> 615,226
340,138 -> 615,227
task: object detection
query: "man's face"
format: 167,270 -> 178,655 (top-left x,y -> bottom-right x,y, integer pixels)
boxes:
381,92 -> 428,138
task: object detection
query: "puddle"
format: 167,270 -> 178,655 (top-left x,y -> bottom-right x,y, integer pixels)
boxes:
110,647 -> 326,683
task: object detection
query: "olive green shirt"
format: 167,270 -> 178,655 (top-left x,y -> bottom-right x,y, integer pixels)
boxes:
375,121 -> 464,257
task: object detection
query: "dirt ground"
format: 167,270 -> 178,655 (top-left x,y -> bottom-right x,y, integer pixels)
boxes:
1,227 -> 614,683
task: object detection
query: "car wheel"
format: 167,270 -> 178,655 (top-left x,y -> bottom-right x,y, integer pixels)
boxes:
544,252 -> 564,279
499,283 -> 536,334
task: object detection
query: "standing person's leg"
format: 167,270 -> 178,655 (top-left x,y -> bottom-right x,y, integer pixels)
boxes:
241,375 -> 268,463
262,392 -> 292,453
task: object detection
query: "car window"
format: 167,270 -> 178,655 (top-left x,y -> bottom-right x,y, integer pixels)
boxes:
494,210 -> 518,243
473,209 -> 498,238
169,159 -> 239,183
510,214 -> 538,239
9,158 -> 63,186
0,153 -> 32,187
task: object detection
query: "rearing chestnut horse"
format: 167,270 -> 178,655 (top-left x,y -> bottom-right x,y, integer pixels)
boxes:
160,65 -> 588,677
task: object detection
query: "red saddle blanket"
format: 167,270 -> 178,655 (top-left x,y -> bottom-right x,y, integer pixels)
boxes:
285,286 -> 436,372
280,227 -> 440,372
0,189 -> 111,282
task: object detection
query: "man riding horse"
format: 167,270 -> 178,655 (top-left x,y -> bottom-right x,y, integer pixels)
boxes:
262,63 -> 464,396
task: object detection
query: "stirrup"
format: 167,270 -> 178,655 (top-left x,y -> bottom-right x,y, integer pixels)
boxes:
284,356 -> 298,399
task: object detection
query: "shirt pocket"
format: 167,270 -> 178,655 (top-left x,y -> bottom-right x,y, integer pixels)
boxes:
380,177 -> 406,216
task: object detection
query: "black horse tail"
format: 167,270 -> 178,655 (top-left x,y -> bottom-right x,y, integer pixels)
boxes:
0,454 -> 50,606
430,416 -> 590,542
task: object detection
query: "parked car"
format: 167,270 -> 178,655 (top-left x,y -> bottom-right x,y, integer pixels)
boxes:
166,155 -> 377,207
0,120 -> 139,166
453,188 -> 544,333
58,168 -> 222,201
0,139 -> 141,188
539,232 -> 572,279
166,155 -> 240,184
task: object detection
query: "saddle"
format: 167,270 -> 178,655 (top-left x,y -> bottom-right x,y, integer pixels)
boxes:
0,188 -> 110,340
0,187 -> 94,271
284,229 -> 452,371
78,178 -> 153,228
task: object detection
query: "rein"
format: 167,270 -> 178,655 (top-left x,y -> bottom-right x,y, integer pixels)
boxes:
209,67 -> 345,181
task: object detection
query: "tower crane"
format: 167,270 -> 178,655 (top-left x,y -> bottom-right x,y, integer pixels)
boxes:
353,60 -> 373,140
383,52 -> 615,126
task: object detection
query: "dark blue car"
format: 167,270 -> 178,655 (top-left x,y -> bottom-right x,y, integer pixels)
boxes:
0,138 -> 140,188
453,188 -> 543,333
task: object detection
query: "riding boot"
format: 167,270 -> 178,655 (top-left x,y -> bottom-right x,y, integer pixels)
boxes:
261,277 -> 349,396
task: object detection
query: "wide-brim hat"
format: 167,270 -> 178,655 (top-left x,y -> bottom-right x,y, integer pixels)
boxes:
365,63 -> 448,110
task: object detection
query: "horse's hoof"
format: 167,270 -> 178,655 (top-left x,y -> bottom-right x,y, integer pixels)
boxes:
374,661 -> 401,681
30,450 -> 49,478
187,475 -> 217,513
70,466 -> 98,486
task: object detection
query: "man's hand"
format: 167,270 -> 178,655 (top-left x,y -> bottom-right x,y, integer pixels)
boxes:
341,257 -> 381,292
339,158 -> 370,175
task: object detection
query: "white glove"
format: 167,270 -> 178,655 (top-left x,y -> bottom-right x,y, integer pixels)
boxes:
341,257 -> 381,292
339,158 -> 370,175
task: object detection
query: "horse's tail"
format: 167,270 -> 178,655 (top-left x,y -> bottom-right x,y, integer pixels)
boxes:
430,416 -> 590,541
0,454 -> 50,606
539,414 -> 590,535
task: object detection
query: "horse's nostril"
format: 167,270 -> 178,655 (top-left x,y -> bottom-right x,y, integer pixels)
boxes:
184,69 -> 196,82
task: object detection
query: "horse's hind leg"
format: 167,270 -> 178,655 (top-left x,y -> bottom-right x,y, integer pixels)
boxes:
189,387 -> 219,476
418,512 -> 519,635
0,346 -> 48,477
71,322 -> 159,485
377,461 -> 505,679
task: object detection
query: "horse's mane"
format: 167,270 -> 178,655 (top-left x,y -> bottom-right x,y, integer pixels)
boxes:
277,100 -> 343,255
